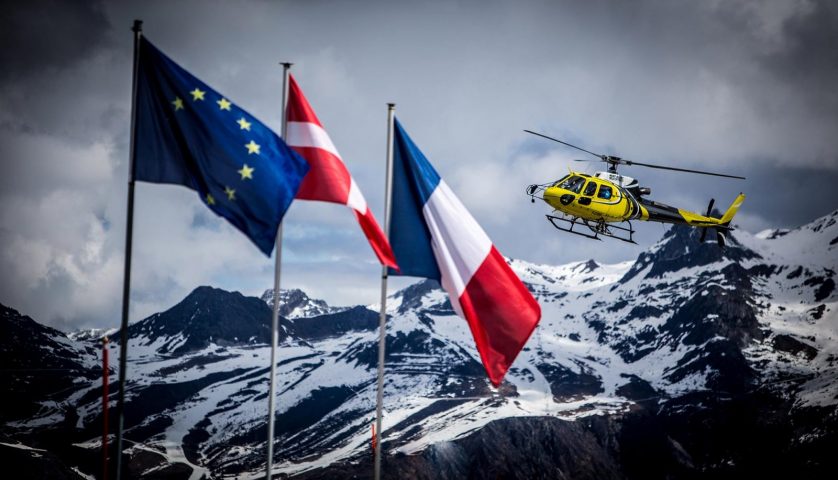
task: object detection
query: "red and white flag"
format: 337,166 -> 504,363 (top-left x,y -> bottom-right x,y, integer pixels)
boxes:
285,75 -> 398,269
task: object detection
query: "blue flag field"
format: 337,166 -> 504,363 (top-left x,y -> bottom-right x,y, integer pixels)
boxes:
134,38 -> 309,255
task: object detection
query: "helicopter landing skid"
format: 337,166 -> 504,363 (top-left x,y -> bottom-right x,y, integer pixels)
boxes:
546,215 -> 637,244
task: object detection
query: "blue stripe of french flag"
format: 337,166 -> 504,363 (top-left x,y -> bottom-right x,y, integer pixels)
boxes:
389,118 -> 541,387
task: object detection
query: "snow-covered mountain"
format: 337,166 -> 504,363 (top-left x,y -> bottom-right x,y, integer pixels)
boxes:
261,288 -> 349,319
67,328 -> 117,342
2,211 -> 837,479
0,305 -> 99,425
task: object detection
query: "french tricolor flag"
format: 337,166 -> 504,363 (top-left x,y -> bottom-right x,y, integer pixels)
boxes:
389,119 -> 541,386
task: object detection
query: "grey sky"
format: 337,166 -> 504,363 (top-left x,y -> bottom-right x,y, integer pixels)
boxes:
1,0 -> 836,331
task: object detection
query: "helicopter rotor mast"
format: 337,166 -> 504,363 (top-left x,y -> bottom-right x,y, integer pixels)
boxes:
524,130 -> 746,180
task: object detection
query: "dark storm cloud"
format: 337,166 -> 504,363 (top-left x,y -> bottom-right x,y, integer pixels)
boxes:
0,0 -> 112,83
756,1 -> 837,165
741,164 -> 838,227
763,1 -> 838,96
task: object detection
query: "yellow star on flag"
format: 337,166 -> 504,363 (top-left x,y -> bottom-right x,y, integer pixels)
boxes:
217,98 -> 232,111
206,193 -> 215,205
172,97 -> 184,111
190,88 -> 206,101
224,186 -> 236,201
237,117 -> 251,131
238,164 -> 254,180
245,140 -> 261,155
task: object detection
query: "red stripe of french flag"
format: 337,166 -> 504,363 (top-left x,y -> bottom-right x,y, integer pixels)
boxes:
458,246 -> 541,387
285,75 -> 398,269
423,180 -> 541,387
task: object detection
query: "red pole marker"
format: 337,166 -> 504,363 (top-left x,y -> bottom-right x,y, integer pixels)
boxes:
371,423 -> 376,455
102,336 -> 110,480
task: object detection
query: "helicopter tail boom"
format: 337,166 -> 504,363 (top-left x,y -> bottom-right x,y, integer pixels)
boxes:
637,192 -> 745,228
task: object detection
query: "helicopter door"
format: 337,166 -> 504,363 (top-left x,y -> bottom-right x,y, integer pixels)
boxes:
578,181 -> 597,205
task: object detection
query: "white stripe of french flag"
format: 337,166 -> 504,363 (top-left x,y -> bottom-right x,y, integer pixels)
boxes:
424,180 -> 541,387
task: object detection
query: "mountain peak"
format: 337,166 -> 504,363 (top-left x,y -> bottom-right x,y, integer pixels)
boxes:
800,209 -> 838,237
621,224 -> 761,283
68,327 -> 117,342
391,279 -> 453,314
755,228 -> 790,240
261,288 -> 344,319
1,304 -> 96,421
576,259 -> 600,273
761,209 -> 837,240
126,286 -> 272,354
185,285 -> 237,301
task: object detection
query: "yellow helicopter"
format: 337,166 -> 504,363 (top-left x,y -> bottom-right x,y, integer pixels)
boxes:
524,130 -> 746,247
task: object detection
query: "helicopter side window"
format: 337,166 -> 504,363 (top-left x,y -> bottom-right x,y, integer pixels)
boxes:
559,176 -> 586,193
598,185 -> 613,199
583,181 -> 598,196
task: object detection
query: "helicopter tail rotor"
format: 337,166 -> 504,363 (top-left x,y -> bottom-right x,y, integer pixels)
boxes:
699,198 -> 726,248
701,226 -> 728,248
699,198 -> 716,243
716,230 -> 727,248
699,194 -> 745,248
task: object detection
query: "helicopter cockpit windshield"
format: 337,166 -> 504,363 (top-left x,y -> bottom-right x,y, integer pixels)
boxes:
551,174 -> 571,187
558,175 -> 586,194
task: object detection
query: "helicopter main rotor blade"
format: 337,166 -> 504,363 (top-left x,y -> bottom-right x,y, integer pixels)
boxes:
621,159 -> 746,180
524,129 -> 746,179
524,130 -> 603,159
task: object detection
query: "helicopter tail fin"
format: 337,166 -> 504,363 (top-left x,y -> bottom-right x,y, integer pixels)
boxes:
719,193 -> 746,226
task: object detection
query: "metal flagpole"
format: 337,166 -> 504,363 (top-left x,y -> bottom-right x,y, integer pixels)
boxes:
114,19 -> 143,480
265,61 -> 293,480
374,103 -> 396,480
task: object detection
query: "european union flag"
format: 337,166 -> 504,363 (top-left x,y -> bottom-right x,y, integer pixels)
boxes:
134,38 -> 309,255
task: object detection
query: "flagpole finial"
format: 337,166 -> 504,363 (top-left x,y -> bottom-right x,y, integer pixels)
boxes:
387,103 -> 395,108
280,62 -> 293,68
132,19 -> 142,33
